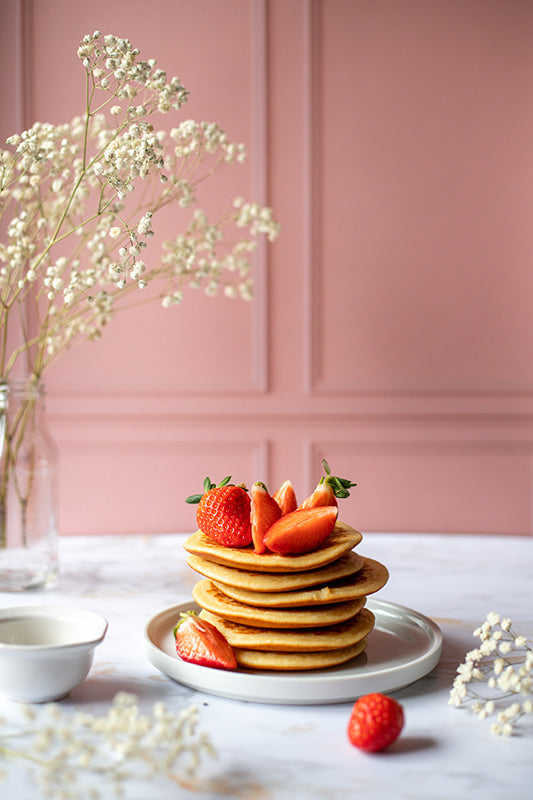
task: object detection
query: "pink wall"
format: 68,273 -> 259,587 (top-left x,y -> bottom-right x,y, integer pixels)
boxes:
2,0 -> 533,535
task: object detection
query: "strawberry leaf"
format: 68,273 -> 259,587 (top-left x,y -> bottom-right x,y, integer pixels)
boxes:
185,475 -> 234,504
185,493 -> 204,504
321,459 -> 357,498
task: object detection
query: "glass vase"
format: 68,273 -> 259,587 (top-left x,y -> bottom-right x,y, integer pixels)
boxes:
0,377 -> 59,591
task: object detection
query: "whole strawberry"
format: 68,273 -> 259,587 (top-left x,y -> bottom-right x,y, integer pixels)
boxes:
347,693 -> 404,752
186,476 -> 252,547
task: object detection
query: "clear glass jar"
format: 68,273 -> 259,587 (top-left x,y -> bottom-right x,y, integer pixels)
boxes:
0,378 -> 59,590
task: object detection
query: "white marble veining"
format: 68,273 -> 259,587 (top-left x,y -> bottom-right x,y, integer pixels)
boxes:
0,532 -> 532,799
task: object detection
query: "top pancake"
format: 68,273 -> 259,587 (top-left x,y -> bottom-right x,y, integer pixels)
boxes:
183,521 -> 363,573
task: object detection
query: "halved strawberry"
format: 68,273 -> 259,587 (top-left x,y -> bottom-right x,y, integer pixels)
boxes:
185,476 -> 252,547
263,506 -> 338,555
300,459 -> 357,509
251,482 -> 282,554
273,479 -> 298,515
174,611 -> 237,670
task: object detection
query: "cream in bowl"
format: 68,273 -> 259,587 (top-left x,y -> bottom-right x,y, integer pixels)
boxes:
0,606 -> 108,702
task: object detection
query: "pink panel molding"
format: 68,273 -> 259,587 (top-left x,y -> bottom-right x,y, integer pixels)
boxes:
13,0 -> 33,132
58,435 -> 271,535
303,0 -> 323,397
305,436 -> 533,535
302,0 -> 533,405
17,0 -> 271,401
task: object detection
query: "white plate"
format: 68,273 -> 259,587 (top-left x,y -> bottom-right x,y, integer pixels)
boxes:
143,598 -> 443,705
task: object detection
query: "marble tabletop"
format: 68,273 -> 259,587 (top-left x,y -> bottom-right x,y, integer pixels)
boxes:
0,531 -> 532,799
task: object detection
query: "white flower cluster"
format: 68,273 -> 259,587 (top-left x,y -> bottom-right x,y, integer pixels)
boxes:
0,32 -> 280,379
449,612 -> 533,735
233,198 -> 280,242
0,692 -> 215,798
77,32 -> 189,113
160,207 -> 268,305
170,120 -> 246,163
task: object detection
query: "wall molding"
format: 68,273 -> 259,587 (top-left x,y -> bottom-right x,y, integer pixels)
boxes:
48,389 -> 533,421
250,0 -> 270,394
19,0 -> 271,399
302,0 -> 533,402
303,0 -> 323,395
16,0 -> 33,132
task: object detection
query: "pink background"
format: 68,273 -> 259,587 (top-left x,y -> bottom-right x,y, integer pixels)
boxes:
2,0 -> 533,536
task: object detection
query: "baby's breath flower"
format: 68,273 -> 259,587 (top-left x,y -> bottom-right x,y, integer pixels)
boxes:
0,31 -> 279,383
0,693 -> 214,797
449,612 -> 532,736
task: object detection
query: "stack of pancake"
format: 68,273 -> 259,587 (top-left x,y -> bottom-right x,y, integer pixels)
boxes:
183,521 -> 389,671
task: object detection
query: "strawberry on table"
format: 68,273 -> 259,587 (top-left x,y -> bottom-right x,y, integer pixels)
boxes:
263,505 -> 338,555
174,611 -> 237,670
347,693 -> 404,752
273,479 -> 298,515
186,476 -> 252,548
300,459 -> 357,509
251,482 -> 282,554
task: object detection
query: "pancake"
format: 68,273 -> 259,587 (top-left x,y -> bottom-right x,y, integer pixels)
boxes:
186,550 -> 364,592
233,638 -> 368,671
199,607 -> 375,652
212,575 -> 362,607
183,521 -> 362,573
193,579 -> 364,628
212,557 -> 388,607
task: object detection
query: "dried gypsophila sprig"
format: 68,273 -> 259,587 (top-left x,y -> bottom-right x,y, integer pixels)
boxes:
449,612 -> 533,736
0,31 -> 280,548
0,30 -> 280,379
0,691 -> 215,799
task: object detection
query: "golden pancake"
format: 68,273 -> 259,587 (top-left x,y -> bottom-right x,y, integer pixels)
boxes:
212,575 -> 361,607
186,550 -> 364,592
199,607 -> 374,652
212,557 -> 388,607
193,579 -> 364,628
233,638 -> 368,671
183,521 -> 362,573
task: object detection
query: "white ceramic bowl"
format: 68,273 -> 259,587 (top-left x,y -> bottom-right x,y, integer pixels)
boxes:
0,606 -> 108,703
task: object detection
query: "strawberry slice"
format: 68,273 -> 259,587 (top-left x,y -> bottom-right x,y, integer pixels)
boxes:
273,479 -> 298,515
300,480 -> 337,508
263,506 -> 338,555
251,482 -> 282,553
173,611 -> 237,670
300,459 -> 357,509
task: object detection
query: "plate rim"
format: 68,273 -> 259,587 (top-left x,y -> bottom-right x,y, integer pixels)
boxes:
143,598 -> 443,705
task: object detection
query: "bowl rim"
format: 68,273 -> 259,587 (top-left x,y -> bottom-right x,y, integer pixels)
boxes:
0,605 -> 108,652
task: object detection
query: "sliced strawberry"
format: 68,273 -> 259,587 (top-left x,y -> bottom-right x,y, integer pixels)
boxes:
263,506 -> 338,555
251,482 -> 282,554
186,477 -> 252,548
300,480 -> 337,509
300,459 -> 357,509
273,479 -> 298,515
174,611 -> 237,670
